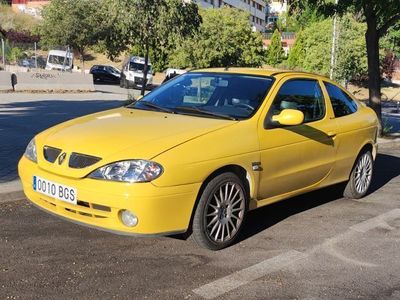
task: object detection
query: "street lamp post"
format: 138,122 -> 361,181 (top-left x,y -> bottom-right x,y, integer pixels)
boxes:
330,0 -> 339,80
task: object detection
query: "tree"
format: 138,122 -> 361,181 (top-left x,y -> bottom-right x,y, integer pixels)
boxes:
291,0 -> 400,131
266,29 -> 284,67
107,0 -> 201,95
287,16 -> 367,83
36,0 -> 106,71
169,7 -> 265,69
335,16 -> 368,85
286,30 -> 304,68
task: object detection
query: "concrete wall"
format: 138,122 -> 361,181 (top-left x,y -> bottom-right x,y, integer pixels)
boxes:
0,72 -> 12,91
14,72 -> 95,92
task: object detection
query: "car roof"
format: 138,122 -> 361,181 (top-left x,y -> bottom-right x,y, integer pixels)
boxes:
48,50 -> 73,58
92,65 -> 114,68
191,67 -> 331,81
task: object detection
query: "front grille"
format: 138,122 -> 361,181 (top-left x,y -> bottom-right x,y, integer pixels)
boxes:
43,146 -> 62,163
134,76 -> 144,84
69,152 -> 101,169
40,197 -> 111,219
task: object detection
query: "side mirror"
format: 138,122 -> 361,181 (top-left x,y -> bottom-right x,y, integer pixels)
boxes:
272,109 -> 304,126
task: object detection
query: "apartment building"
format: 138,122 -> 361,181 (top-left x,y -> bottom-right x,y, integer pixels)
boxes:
266,0 -> 287,28
192,0 -> 267,32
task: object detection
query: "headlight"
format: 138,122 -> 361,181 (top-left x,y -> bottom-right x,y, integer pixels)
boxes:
24,138 -> 37,163
88,160 -> 163,183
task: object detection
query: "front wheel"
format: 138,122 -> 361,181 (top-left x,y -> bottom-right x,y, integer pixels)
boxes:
343,150 -> 374,199
192,172 -> 247,250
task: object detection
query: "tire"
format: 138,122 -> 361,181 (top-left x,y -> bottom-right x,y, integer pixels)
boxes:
343,150 -> 374,199
192,172 -> 247,250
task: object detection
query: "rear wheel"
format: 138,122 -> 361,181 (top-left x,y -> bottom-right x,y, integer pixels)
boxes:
343,150 -> 374,199
192,172 -> 247,250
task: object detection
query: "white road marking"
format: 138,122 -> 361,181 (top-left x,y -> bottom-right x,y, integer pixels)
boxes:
193,209 -> 400,299
192,250 -> 308,299
319,232 -> 378,267
350,209 -> 400,233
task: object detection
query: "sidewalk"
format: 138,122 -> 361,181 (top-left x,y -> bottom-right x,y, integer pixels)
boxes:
1,138 -> 399,204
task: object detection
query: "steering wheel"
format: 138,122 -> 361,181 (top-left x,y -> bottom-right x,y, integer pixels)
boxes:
233,103 -> 255,111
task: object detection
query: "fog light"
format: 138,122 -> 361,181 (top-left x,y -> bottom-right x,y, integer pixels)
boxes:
120,210 -> 138,227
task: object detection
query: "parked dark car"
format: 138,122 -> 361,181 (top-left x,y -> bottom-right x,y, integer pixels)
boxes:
90,65 -> 121,84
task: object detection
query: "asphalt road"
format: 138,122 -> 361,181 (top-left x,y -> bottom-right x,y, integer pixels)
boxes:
1,143 -> 399,299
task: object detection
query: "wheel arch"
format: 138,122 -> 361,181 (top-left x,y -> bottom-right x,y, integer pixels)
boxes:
185,164 -> 254,236
347,142 -> 375,179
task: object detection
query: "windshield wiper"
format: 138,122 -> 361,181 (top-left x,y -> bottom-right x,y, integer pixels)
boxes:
137,101 -> 175,113
175,106 -> 237,121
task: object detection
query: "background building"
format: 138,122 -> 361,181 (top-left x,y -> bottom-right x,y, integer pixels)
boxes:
192,0 -> 267,32
11,0 -> 49,17
265,0 -> 287,29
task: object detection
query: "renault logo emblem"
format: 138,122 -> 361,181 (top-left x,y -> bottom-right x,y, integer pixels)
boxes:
58,152 -> 67,165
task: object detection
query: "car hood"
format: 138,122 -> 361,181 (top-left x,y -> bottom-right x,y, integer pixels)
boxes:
35,107 -> 236,178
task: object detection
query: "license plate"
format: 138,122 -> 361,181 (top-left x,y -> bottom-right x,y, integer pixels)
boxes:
33,176 -> 77,205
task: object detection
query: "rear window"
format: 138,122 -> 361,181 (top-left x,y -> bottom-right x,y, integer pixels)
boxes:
324,82 -> 358,117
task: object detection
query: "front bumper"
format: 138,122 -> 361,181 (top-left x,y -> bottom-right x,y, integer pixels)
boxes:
126,78 -> 153,89
18,156 -> 201,236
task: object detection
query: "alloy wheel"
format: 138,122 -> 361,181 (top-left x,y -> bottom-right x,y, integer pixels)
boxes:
354,153 -> 373,194
204,182 -> 245,243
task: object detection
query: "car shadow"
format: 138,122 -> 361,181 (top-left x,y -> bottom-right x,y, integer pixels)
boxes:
237,152 -> 400,243
0,99 -> 124,182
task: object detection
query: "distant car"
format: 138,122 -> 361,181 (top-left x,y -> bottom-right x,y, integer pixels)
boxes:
18,58 -> 36,68
18,56 -> 46,69
90,65 -> 121,84
46,50 -> 74,71
162,68 -> 186,83
120,56 -> 153,89
19,69 -> 378,250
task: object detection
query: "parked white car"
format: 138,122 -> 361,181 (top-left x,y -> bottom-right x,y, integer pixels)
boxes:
120,56 -> 153,89
45,50 -> 74,71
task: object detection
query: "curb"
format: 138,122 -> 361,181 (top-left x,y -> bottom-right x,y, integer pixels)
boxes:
0,180 -> 24,203
377,137 -> 400,148
0,138 -> 399,204
0,190 -> 25,203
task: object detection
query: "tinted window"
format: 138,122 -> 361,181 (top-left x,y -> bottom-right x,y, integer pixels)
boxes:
324,82 -> 358,117
270,79 -> 325,123
130,72 -> 274,120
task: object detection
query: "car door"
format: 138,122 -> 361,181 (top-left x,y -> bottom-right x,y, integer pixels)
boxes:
322,81 -> 373,183
257,76 -> 338,200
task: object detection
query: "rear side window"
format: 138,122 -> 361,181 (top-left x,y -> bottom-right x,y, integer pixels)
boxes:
270,79 -> 325,123
324,82 -> 358,117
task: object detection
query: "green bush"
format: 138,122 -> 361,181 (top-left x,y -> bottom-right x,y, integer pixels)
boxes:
287,16 -> 368,82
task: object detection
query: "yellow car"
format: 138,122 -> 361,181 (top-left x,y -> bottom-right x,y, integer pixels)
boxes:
19,69 -> 378,250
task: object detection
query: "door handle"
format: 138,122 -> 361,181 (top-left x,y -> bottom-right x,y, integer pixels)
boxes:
327,131 -> 337,138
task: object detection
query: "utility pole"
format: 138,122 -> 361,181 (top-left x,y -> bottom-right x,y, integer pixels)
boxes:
34,42 -> 37,69
1,38 -> 5,70
330,0 -> 339,79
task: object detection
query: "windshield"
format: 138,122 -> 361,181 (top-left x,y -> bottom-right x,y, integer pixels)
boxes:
129,62 -> 152,73
48,55 -> 71,66
130,72 -> 274,120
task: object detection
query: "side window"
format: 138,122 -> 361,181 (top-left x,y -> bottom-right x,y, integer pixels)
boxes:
270,79 -> 325,123
324,82 -> 358,117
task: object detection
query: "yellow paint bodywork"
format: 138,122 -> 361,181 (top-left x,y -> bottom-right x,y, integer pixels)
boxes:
18,69 -> 378,235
